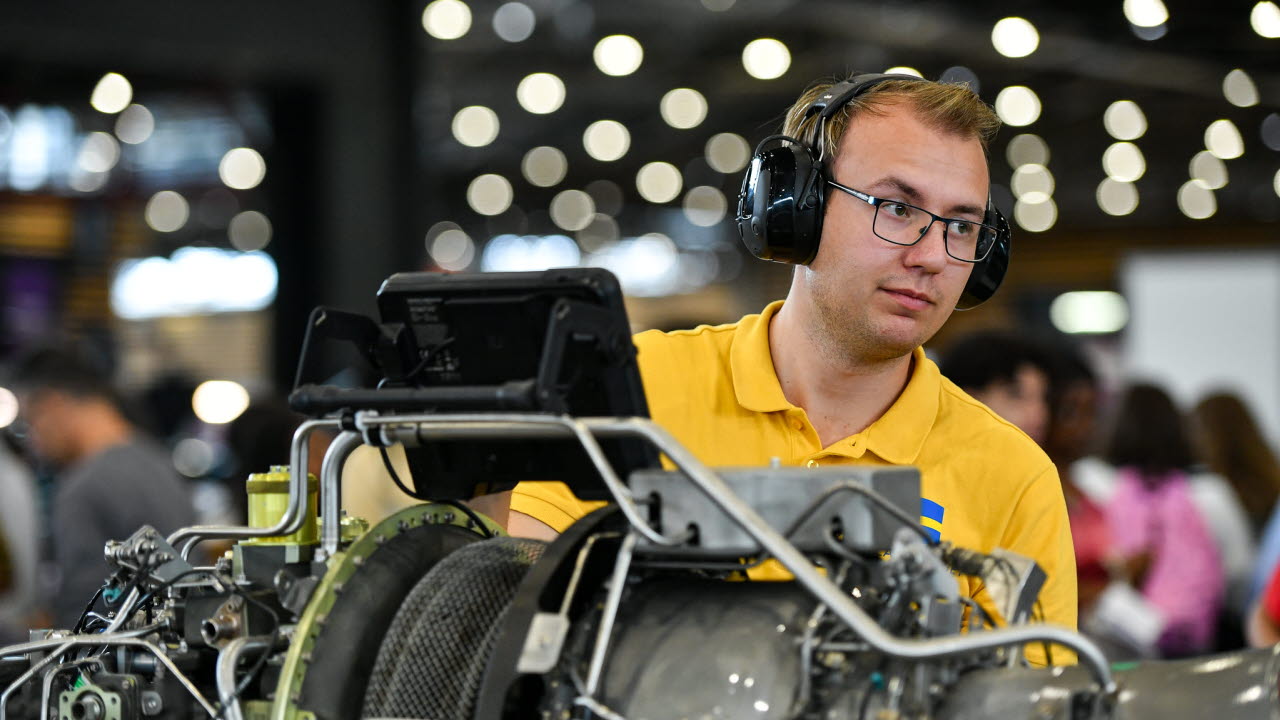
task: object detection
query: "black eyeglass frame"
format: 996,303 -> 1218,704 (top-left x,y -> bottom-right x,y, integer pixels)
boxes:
826,179 -> 998,264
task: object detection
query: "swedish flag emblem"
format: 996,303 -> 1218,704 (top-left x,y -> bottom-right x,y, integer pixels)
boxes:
920,498 -> 944,543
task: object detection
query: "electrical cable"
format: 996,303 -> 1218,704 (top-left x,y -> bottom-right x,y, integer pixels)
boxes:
377,445 -> 494,538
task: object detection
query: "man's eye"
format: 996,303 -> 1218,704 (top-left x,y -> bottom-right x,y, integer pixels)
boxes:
882,202 -> 911,218
949,221 -> 975,236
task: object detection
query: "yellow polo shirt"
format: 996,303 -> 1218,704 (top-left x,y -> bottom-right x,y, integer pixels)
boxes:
511,301 -> 1077,664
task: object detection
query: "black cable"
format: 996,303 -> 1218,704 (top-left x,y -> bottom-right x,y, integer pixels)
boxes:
377,445 -> 494,538
71,584 -> 108,633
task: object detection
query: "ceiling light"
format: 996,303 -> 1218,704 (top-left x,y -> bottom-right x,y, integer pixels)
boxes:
991,17 -> 1039,58
1096,178 -> 1139,216
636,162 -> 682,203
1123,0 -> 1169,27
90,73 -> 132,114
1189,151 -> 1228,189
1102,142 -> 1146,182
422,0 -> 472,39
114,104 -> 154,144
1013,196 -> 1057,232
884,66 -> 923,77
451,105 -> 500,146
576,213 -> 619,252
522,146 -> 567,187
1262,114 -> 1280,151
1050,291 -> 1129,334
1103,100 -> 1147,140
0,388 -> 17,429
516,72 -> 566,114
467,173 -> 513,215
583,120 -> 630,161
939,66 -> 980,93
219,148 -> 266,190
705,132 -> 751,173
192,381 -> 251,424
1011,163 -> 1054,202
78,132 -> 120,173
1177,180 -> 1216,219
1205,119 -> 1244,159
593,35 -> 643,76
429,228 -> 475,271
1223,69 -> 1259,108
660,88 -> 708,129
492,2 -> 536,42
1006,134 -> 1049,168
145,191 -> 189,233
1252,1 -> 1280,37
741,38 -> 790,80
550,189 -> 595,231
682,186 -> 727,226
228,210 -> 272,252
994,86 -> 1041,127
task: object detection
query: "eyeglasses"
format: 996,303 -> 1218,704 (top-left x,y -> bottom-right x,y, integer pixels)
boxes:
826,179 -> 998,263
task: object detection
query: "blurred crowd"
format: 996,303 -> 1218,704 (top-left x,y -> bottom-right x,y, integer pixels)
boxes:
4,335 -> 1280,663
941,330 -> 1280,660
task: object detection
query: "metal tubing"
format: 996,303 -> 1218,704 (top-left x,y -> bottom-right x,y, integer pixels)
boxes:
0,636 -> 219,718
167,418 -> 339,559
216,636 -> 273,720
353,412 -> 1114,692
585,533 -> 636,695
319,432 -> 363,558
40,658 -> 103,717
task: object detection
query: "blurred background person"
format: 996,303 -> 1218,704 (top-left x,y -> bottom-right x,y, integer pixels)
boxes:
10,346 -> 196,627
937,330 -> 1052,444
1190,392 -> 1280,613
0,433 -> 43,643
1080,383 -> 1226,658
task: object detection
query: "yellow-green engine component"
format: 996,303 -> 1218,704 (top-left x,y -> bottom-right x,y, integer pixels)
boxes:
245,465 -> 319,545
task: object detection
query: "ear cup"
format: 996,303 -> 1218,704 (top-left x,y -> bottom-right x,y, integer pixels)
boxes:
956,202 -> 1011,310
736,140 -> 824,265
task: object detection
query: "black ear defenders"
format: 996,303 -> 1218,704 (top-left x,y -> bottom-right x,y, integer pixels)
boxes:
735,73 -> 1012,310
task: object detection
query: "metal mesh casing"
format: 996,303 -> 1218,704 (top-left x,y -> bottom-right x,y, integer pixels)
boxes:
361,536 -> 546,719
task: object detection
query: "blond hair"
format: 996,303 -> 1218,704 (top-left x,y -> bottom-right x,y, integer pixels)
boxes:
781,76 -> 1001,159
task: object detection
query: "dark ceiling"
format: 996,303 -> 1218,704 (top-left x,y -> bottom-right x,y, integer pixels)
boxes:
414,0 -> 1280,243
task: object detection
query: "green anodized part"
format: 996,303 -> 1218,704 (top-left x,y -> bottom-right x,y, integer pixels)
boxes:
268,503 -> 503,720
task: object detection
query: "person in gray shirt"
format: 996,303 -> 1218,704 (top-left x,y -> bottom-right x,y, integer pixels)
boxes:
12,347 -> 195,627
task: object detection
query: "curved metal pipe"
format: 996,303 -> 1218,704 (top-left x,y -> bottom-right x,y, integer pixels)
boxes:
216,636 -> 274,720
167,418 -> 339,559
319,431 -> 363,558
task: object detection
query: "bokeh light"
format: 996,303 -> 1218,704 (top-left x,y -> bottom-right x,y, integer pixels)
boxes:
90,73 -> 132,114
1190,151 -> 1228,189
228,210 -> 273,251
1102,142 -> 1146,182
1096,178 -> 1139,216
422,0 -> 472,39
429,228 -> 476,270
593,35 -> 643,76
583,120 -> 630,161
682,186 -> 727,226
1103,100 -> 1147,140
636,161 -> 682,203
1206,119 -> 1244,160
660,88 -> 708,129
705,132 -> 751,173
741,38 -> 791,80
991,17 -> 1039,58
145,191 -> 189,233
467,173 -> 514,215
219,148 -> 267,190
493,2 -> 536,42
1224,69 -> 1260,108
192,380 -> 251,424
1006,134 -> 1049,168
1177,180 -> 1217,219
114,104 -> 155,144
522,146 -> 568,187
451,105 -> 500,147
994,86 -> 1041,127
516,72 -> 566,114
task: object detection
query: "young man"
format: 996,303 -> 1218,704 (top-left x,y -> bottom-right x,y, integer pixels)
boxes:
12,347 -> 195,627
507,75 -> 1077,662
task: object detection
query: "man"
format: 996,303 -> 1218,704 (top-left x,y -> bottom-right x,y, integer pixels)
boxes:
12,347 -> 195,627
507,75 -> 1077,662
938,330 -> 1052,444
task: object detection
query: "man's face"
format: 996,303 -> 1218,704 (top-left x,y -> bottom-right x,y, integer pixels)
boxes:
796,100 -> 989,363
17,390 -> 77,466
973,364 -> 1051,445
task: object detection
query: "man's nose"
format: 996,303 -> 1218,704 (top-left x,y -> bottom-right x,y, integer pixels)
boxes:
901,218 -> 950,271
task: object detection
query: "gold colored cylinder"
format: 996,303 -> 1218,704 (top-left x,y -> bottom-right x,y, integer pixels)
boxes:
245,465 -> 319,545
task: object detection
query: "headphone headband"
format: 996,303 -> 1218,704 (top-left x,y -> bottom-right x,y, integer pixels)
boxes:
736,72 -> 1012,310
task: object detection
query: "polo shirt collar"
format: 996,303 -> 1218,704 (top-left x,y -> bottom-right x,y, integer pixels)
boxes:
729,300 -> 792,413
858,346 -> 939,464
728,300 -> 940,463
